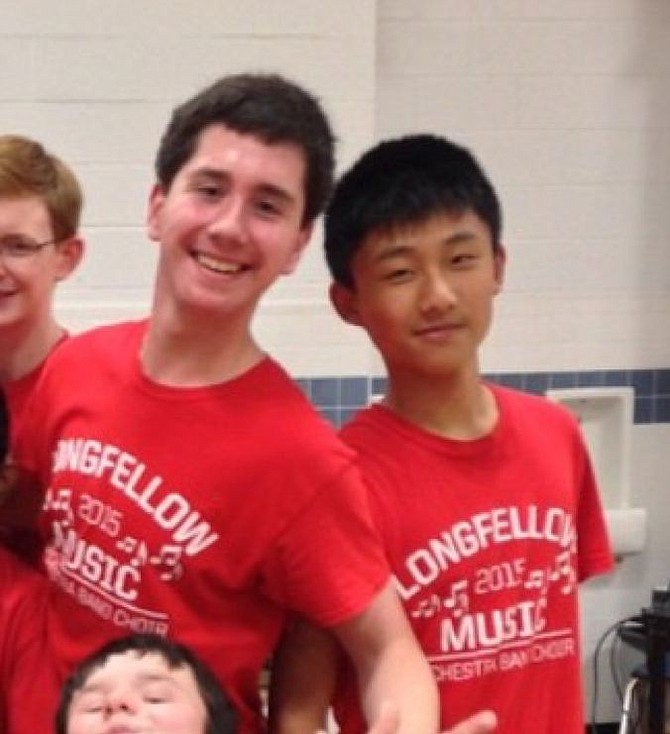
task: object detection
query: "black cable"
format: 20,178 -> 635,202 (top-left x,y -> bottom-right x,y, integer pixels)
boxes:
590,614 -> 644,732
610,621 -> 626,703
613,617 -> 646,704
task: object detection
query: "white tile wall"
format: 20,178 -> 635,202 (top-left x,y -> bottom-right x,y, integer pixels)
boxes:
0,1 -> 377,339
12,1 -> 666,377
376,0 -> 670,375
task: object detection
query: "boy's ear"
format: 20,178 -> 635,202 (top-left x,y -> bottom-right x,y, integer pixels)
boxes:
281,221 -> 313,275
54,236 -> 84,281
493,245 -> 506,295
329,282 -> 363,326
146,183 -> 166,242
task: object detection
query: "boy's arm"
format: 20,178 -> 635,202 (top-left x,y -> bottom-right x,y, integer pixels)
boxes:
270,585 -> 496,734
270,580 -> 437,734
331,579 -> 439,734
269,619 -> 338,734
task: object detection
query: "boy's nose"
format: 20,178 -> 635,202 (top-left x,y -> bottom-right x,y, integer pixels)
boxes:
104,689 -> 137,716
418,273 -> 457,312
207,198 -> 249,242
0,254 -> 12,275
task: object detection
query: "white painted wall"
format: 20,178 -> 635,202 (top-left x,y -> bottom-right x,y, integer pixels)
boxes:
373,0 -> 670,376
2,0 -> 669,724
0,0 -> 377,354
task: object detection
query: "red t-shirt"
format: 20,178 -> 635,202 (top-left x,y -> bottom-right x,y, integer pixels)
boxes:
335,385 -> 614,734
15,320 -> 389,734
4,331 -> 68,450
2,337 -> 68,565
0,547 -> 59,734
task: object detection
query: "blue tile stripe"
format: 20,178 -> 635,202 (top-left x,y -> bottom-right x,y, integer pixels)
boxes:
301,369 -> 670,428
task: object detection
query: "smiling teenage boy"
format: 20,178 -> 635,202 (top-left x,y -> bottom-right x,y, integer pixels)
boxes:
0,135 -> 84,439
0,135 -> 84,564
12,74 -> 453,734
271,134 -> 613,734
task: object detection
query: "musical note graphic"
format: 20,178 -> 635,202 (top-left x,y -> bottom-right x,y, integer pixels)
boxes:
116,536 -> 149,567
150,544 -> 184,581
443,579 -> 470,618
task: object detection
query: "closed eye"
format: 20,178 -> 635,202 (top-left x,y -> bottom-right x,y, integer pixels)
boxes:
144,695 -> 168,704
74,696 -> 104,714
142,683 -> 172,704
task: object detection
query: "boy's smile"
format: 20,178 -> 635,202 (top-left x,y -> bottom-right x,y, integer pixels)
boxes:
192,251 -> 248,276
332,210 -> 505,380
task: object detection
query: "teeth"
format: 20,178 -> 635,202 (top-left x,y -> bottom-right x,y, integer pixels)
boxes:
194,252 -> 245,274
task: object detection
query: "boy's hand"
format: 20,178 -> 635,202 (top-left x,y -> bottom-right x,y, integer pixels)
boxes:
317,704 -> 497,734
447,710 -> 497,734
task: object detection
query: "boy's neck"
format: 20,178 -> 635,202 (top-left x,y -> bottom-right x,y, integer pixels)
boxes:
383,369 -> 498,441
0,318 -> 65,381
141,304 -> 264,387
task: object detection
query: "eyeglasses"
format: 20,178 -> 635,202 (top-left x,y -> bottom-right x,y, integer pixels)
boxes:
0,235 -> 57,259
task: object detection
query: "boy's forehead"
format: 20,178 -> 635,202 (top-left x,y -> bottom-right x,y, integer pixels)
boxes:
0,193 -> 47,209
0,194 -> 51,229
189,123 -> 306,167
364,209 -> 491,246
83,650 -> 175,684
174,123 -> 307,198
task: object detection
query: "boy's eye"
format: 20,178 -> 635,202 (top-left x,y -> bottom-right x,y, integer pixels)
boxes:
451,253 -> 477,268
0,236 -> 42,257
255,199 -> 283,218
75,696 -> 104,714
383,268 -> 412,283
189,180 -> 223,199
142,685 -> 171,703
195,184 -> 221,198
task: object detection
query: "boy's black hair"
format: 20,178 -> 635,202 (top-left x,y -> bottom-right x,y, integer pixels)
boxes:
55,633 -> 238,734
155,73 -> 336,226
324,134 -> 502,288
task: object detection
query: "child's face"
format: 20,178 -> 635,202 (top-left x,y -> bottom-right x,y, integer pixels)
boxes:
332,210 -> 505,380
147,123 -> 312,325
67,651 -> 207,734
0,195 -> 80,336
